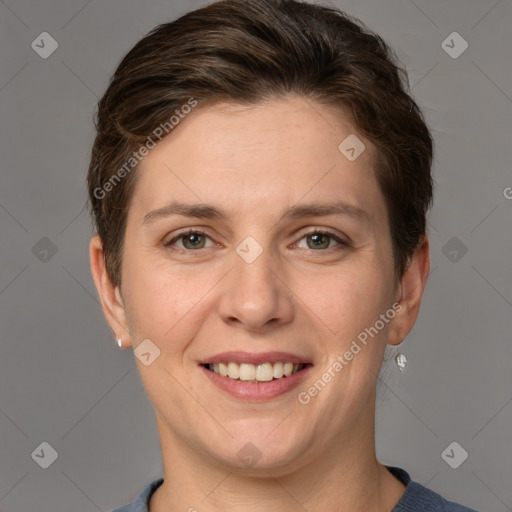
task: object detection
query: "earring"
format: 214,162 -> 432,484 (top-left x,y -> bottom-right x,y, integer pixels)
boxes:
117,338 -> 123,348
395,352 -> 407,372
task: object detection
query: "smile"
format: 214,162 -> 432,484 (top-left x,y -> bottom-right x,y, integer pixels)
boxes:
199,351 -> 313,400
204,362 -> 306,382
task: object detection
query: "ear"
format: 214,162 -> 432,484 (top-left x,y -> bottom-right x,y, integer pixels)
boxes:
387,235 -> 430,346
89,235 -> 132,346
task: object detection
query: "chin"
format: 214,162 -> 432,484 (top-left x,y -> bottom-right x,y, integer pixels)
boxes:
205,432 -> 312,475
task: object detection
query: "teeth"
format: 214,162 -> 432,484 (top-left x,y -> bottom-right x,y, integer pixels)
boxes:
273,362 -> 284,378
256,363 -> 274,382
208,361 -> 305,381
239,363 -> 256,381
227,362 -> 239,379
219,362 -> 228,377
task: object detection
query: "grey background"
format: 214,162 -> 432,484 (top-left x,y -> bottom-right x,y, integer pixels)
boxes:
1,0 -> 511,510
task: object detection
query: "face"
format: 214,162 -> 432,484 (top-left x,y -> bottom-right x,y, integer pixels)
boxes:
92,96 -> 426,475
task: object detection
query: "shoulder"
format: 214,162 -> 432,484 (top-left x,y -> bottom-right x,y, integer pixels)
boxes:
111,469 -> 479,512
396,480 -> 479,512
109,478 -> 164,512
386,466 -> 479,512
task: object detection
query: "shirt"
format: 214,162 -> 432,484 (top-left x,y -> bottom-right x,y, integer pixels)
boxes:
110,465 -> 479,511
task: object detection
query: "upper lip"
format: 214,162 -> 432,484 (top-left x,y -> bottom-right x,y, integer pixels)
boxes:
199,351 -> 312,366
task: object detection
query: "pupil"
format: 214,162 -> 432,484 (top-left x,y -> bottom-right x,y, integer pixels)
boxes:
185,233 -> 204,249
309,234 -> 328,249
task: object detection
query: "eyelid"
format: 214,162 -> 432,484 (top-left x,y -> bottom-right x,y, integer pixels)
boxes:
164,227 -> 216,248
293,227 -> 350,249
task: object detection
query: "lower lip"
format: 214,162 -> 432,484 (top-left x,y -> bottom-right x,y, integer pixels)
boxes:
200,365 -> 312,401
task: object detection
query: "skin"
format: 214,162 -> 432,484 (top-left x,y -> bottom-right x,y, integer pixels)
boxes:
90,96 -> 430,512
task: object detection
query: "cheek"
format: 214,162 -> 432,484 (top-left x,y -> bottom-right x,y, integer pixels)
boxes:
300,263 -> 391,341
123,262 -> 214,343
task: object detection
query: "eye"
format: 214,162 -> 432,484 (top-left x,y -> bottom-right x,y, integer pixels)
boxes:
295,230 -> 350,251
164,230 -> 215,251
163,228 -> 350,253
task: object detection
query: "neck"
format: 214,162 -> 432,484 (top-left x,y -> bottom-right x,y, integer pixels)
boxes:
149,409 -> 406,512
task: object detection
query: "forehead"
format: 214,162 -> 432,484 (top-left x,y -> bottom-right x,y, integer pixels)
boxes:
129,96 -> 386,227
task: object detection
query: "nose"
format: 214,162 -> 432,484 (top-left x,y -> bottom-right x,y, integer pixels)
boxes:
216,245 -> 294,332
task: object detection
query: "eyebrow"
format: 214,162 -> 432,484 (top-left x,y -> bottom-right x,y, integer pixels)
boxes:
142,200 -> 372,227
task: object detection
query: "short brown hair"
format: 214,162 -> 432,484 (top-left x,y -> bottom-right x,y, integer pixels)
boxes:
87,0 -> 433,288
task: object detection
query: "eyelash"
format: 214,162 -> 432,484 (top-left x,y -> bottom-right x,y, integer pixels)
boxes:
163,228 -> 351,254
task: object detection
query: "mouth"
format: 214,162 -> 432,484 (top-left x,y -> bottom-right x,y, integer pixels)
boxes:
202,361 -> 309,383
199,352 -> 313,401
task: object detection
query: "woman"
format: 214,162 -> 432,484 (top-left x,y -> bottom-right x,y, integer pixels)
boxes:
87,1 -> 478,510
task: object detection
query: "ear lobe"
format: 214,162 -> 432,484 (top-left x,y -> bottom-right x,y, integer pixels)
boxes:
387,236 -> 430,346
89,235 -> 132,346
